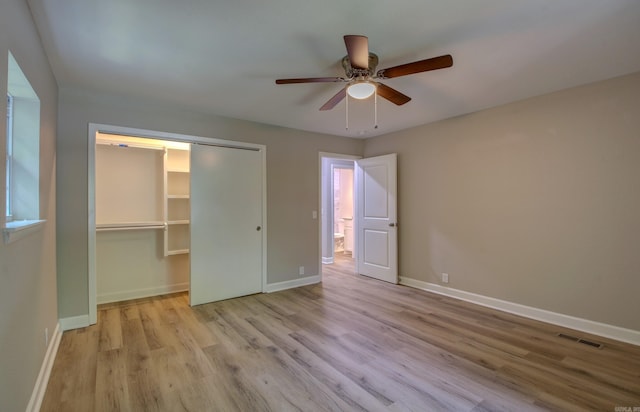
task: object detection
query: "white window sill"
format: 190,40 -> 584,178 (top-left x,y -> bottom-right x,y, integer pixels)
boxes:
3,219 -> 46,243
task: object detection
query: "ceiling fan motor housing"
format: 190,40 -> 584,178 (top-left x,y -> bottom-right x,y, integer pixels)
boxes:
342,53 -> 379,78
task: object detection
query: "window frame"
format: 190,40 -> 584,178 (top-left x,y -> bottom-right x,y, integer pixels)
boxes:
3,51 -> 44,243
5,93 -> 13,222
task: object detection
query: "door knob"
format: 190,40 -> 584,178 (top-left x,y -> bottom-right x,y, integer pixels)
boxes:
389,222 -> 396,227
256,226 -> 262,231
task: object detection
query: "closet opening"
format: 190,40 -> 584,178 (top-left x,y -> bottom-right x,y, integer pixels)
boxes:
94,133 -> 191,307
88,124 -> 267,325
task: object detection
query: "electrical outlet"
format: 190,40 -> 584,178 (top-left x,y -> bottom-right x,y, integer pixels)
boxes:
299,266 -> 305,276
312,210 -> 318,219
442,273 -> 449,284
44,327 -> 49,347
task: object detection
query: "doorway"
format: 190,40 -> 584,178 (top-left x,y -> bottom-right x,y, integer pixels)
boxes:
319,152 -> 399,284
320,153 -> 359,277
332,166 -> 354,258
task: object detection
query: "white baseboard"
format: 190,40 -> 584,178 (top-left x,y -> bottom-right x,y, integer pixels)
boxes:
97,282 -> 189,305
26,322 -> 62,412
59,314 -> 90,331
265,275 -> 321,293
400,277 -> 640,347
322,257 -> 334,264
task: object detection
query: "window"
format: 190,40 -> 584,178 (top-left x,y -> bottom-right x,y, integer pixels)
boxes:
3,51 -> 42,242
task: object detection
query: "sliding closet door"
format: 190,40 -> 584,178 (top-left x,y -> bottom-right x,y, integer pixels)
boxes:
189,144 -> 263,306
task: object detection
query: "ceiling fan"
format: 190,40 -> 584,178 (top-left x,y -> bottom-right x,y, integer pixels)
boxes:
275,35 -> 453,111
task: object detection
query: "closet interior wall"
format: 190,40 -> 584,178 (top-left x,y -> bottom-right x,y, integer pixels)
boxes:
95,133 -> 190,304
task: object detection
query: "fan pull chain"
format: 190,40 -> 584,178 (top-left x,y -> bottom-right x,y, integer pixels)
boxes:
345,93 -> 349,130
374,90 -> 378,129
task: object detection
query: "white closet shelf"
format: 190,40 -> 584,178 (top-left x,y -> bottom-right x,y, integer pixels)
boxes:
167,220 -> 190,225
167,194 -> 190,199
167,169 -> 189,173
96,221 -> 165,232
167,249 -> 189,255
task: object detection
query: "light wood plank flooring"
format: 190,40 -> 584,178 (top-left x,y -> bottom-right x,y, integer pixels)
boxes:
42,254 -> 640,411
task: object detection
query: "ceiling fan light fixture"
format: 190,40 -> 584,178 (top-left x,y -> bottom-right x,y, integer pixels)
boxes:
347,81 -> 376,99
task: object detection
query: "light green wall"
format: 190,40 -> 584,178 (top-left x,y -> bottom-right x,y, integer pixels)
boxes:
0,0 -> 59,410
56,87 -> 364,318
365,72 -> 640,331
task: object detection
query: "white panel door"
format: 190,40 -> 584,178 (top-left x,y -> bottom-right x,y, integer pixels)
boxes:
355,153 -> 397,283
190,144 -> 263,306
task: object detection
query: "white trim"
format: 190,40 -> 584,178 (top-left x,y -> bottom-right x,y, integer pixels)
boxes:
88,124 -> 97,325
265,275 -> 321,293
399,277 -> 640,347
261,141 -> 268,295
59,315 -> 90,331
25,323 -> 62,412
3,219 -> 45,243
97,283 -> 189,304
322,257 -> 334,264
90,124 -> 265,151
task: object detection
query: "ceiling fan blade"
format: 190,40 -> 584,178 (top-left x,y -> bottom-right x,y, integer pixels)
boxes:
344,35 -> 369,70
377,54 -> 453,79
276,77 -> 344,84
376,83 -> 411,105
319,87 -> 347,111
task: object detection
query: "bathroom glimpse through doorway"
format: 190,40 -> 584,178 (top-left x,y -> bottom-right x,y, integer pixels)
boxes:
332,166 -> 354,258
320,154 -> 358,278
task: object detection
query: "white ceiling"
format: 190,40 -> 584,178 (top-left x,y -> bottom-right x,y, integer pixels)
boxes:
27,0 -> 640,138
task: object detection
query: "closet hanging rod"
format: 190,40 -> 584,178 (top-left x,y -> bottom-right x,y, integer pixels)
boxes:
96,141 -> 165,151
96,222 -> 166,232
191,142 -> 260,152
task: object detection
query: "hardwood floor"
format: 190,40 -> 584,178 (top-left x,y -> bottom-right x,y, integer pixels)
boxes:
42,254 -> 640,411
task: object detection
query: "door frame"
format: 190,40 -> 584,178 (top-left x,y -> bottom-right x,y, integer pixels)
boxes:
88,123 -> 267,325
318,152 -> 361,277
